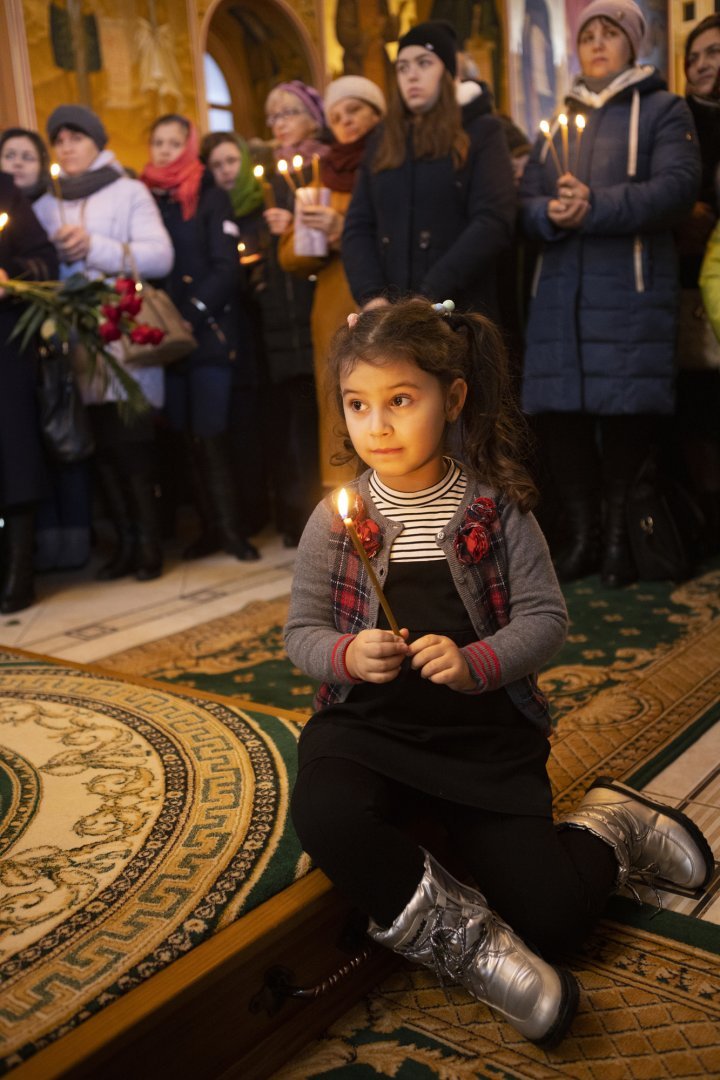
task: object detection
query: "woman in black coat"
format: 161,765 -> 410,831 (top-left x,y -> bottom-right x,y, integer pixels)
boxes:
342,20 -> 515,317
0,173 -> 58,612
142,114 -> 259,561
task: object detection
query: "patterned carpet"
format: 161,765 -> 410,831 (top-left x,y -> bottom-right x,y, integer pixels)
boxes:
103,564 -> 720,1079
0,656 -> 307,1073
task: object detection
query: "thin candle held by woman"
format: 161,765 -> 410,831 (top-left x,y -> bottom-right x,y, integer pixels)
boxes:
49,163 -> 67,224
253,164 -> 276,208
574,114 -> 586,171
558,113 -> 569,172
276,158 -> 297,194
539,121 -> 562,177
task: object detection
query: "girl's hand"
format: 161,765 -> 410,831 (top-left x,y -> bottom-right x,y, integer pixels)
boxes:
299,205 -> 343,243
264,207 -> 293,235
53,224 -> 91,262
408,634 -> 476,692
345,628 -> 409,683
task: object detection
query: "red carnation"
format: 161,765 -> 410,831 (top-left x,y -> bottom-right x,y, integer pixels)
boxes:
100,303 -> 121,322
99,320 -> 122,343
118,293 -> 143,317
130,323 -> 153,344
147,327 -> 165,345
114,276 -> 137,296
354,516 -> 382,559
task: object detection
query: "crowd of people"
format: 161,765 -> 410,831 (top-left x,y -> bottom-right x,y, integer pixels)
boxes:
0,2 -> 719,616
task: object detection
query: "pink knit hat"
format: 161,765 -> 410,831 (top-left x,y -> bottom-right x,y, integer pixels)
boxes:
578,0 -> 647,59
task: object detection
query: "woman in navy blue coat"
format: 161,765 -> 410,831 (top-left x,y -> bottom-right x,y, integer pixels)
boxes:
342,20 -> 515,318
520,0 -> 700,586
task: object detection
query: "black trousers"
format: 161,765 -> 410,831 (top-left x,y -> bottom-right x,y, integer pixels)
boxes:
291,757 -> 618,961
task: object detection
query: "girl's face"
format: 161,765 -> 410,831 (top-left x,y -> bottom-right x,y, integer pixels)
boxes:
340,355 -> 466,492
0,136 -> 42,190
150,121 -> 188,168
578,18 -> 633,80
207,141 -> 242,191
396,46 -> 446,114
327,97 -> 380,145
686,27 -> 720,98
52,129 -> 99,176
266,92 -> 317,148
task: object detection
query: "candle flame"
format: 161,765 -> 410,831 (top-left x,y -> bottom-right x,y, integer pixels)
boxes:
292,154 -> 303,170
575,114 -> 586,131
539,120 -> 550,135
50,163 -> 61,178
253,164 -> 264,179
277,158 -> 288,174
337,488 -> 349,519
0,212 -> 8,232
558,113 -> 568,128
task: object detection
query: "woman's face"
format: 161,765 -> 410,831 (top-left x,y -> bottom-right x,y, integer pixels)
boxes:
396,46 -> 446,114
52,129 -> 99,176
266,92 -> 317,148
327,97 -> 380,145
150,121 -> 188,168
578,17 -> 633,80
686,27 -> 720,98
0,136 -> 41,190
207,141 -> 242,191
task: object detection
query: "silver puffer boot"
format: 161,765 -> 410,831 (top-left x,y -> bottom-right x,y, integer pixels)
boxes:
368,850 -> 578,1047
559,776 -> 714,893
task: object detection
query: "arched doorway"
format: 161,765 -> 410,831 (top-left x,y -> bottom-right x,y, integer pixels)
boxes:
201,0 -> 324,139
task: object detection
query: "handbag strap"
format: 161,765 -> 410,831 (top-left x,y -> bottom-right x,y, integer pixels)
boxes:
121,241 -> 141,281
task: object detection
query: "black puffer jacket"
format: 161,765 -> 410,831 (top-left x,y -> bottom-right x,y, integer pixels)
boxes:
154,171 -> 241,367
342,90 -> 516,315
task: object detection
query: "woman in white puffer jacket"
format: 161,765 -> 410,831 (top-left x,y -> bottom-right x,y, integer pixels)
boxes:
34,105 -> 174,581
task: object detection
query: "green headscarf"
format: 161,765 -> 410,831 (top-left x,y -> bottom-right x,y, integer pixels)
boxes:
228,136 -> 265,218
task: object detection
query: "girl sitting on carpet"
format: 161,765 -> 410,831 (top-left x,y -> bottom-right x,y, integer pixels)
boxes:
284,299 -> 714,1047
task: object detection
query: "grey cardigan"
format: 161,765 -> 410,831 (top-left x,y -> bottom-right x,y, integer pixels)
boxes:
285,472 -> 568,728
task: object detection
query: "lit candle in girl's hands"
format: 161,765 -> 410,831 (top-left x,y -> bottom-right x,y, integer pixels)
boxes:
574,114 -> 586,171
539,120 -> 562,177
292,154 -> 304,183
558,113 -> 569,173
0,212 -> 8,232
49,163 -> 67,224
276,158 -> 297,195
253,164 -> 276,209
337,488 -> 401,636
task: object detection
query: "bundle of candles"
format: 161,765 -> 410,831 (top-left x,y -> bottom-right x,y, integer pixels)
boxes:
539,113 -> 585,176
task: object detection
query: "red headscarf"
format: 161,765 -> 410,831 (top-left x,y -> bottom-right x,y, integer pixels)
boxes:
141,121 -> 205,221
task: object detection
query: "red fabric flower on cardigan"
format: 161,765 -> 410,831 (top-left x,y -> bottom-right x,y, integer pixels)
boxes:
454,496 -> 497,565
343,494 -> 383,559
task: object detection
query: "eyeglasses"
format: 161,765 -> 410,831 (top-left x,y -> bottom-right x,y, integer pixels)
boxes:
266,108 -> 304,126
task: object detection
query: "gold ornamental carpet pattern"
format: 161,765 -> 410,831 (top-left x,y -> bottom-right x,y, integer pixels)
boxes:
0,656 -> 307,1074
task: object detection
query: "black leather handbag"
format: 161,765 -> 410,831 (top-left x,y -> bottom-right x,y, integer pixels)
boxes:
625,459 -> 704,582
37,341 -> 95,463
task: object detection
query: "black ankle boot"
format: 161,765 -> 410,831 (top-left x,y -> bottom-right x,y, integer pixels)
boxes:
601,486 -> 637,588
127,472 -> 163,581
186,436 -> 260,562
554,499 -> 600,582
95,460 -> 135,580
0,505 -> 36,614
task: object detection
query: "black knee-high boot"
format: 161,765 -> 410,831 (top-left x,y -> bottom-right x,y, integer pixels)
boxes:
95,458 -> 135,580
601,482 -> 637,588
0,504 -> 36,614
183,435 -> 259,562
553,489 -> 601,582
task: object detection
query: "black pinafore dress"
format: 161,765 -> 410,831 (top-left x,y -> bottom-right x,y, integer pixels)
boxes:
297,558 -> 553,817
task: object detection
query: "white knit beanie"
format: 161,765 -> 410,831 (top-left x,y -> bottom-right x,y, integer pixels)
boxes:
578,0 -> 647,59
323,76 -> 387,117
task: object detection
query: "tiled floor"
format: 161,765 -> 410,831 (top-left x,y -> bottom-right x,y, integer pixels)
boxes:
0,527 -> 296,663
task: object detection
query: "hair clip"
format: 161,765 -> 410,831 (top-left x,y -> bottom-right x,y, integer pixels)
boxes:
432,299 -> 456,315
347,312 -> 360,329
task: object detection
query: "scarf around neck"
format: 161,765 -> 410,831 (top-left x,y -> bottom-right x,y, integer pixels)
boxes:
57,148 -> 124,200
570,65 -> 654,110
272,136 -> 329,164
321,133 -> 369,192
141,124 -> 205,221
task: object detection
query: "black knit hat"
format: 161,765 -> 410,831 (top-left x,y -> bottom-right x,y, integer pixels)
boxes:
397,20 -> 458,77
47,104 -> 108,149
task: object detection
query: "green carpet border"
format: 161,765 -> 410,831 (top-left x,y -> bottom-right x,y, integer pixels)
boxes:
605,896 -> 720,951
626,701 -> 720,790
